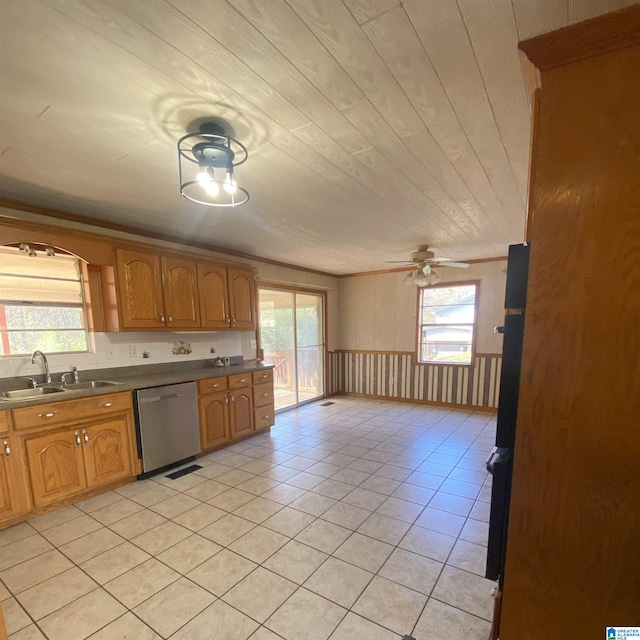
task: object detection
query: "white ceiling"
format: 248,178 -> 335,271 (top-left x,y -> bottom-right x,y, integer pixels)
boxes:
0,0 -> 630,274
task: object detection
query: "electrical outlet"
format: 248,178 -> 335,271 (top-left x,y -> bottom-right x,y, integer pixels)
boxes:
130,345 -> 139,358
389,376 -> 394,385
210,347 -> 215,354
249,339 -> 257,349
105,348 -> 115,360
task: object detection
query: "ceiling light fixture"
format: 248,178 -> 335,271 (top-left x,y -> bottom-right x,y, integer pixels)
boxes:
178,122 -> 249,207
404,263 -> 442,287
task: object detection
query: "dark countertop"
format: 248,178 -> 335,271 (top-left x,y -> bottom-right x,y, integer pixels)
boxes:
0,361 -> 274,410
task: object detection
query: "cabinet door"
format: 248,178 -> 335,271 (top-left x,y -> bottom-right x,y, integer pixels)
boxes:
198,392 -> 230,450
229,390 -> 253,439
197,263 -> 229,328
116,248 -> 165,328
0,436 -> 27,524
25,429 -> 86,507
228,268 -> 256,329
162,257 -> 200,329
82,416 -> 133,488
0,440 -> 16,521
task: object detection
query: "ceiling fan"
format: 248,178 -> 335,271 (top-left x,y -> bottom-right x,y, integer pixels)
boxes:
387,245 -> 470,286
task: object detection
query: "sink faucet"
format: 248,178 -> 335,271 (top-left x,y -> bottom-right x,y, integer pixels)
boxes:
31,350 -> 51,384
60,367 -> 79,386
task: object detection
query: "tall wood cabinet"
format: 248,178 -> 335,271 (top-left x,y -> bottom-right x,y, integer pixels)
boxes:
499,9 -> 640,638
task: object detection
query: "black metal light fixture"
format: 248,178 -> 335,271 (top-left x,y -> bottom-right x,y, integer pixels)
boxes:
178,122 -> 249,207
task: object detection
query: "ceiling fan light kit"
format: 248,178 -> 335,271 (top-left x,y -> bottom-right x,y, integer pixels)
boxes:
178,122 -> 249,207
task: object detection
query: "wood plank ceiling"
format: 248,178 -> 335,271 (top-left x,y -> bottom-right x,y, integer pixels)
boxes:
0,0 -> 631,273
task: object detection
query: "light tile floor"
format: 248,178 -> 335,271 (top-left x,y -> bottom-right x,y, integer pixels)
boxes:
0,397 -> 496,639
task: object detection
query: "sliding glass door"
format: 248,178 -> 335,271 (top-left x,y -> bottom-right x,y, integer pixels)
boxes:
258,288 -> 325,411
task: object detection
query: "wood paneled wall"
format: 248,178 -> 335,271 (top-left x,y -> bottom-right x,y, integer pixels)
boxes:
328,351 -> 500,410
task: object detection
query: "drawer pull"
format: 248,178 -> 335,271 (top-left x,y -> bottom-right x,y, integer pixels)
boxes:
3,440 -> 10,458
261,374 -> 268,379
261,393 -> 268,398
75,432 -> 81,446
83,430 -> 89,444
239,378 -> 246,383
210,383 -> 220,388
37,411 -> 58,419
98,402 -> 113,408
262,414 -> 270,420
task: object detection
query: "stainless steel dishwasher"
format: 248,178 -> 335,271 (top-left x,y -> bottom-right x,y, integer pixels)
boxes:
134,381 -> 200,477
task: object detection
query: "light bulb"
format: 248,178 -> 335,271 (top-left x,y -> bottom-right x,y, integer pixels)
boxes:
196,170 -> 210,184
204,181 -> 220,196
223,170 -> 237,194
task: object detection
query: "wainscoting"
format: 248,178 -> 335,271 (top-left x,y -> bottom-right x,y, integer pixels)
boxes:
328,351 -> 502,410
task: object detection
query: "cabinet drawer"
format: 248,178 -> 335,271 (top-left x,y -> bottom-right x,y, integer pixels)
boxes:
197,377 -> 228,395
12,392 -> 133,432
253,383 -> 274,408
228,373 -> 251,389
252,369 -> 273,385
254,405 -> 275,430
0,410 -> 10,435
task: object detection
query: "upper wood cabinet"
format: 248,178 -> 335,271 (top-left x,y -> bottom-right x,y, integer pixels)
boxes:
116,249 -> 255,331
116,249 -> 200,330
116,248 -> 165,329
198,263 -> 256,330
162,256 -> 200,329
198,263 -> 229,329
228,267 -> 256,329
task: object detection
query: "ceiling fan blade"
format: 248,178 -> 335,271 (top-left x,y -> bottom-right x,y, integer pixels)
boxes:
385,260 -> 414,264
432,260 -> 470,268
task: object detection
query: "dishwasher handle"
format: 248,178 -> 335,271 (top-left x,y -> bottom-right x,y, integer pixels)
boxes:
138,392 -> 189,404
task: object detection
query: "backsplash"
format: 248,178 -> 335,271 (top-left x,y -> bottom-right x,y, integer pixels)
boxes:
0,331 -> 255,380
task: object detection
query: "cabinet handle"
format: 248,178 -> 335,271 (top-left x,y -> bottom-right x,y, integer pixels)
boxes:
226,316 -> 231,326
3,440 -> 10,458
98,402 -> 113,408
168,315 -> 173,323
225,395 -> 229,404
83,430 -> 89,444
230,316 -> 236,325
160,314 -> 165,323
75,432 -> 81,446
37,411 -> 58,419
230,394 -> 235,404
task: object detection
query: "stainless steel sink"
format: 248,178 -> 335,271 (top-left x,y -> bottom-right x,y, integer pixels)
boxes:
62,380 -> 121,390
0,386 -> 67,400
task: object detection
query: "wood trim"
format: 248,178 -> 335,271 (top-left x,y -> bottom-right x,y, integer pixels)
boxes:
518,5 -> 640,71
0,198 -> 334,277
333,391 -> 497,413
339,256 -> 508,278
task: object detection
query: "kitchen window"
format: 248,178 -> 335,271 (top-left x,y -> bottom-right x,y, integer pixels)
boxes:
417,282 -> 478,365
0,244 -> 89,355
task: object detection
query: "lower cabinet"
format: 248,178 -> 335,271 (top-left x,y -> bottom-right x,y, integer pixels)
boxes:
229,387 -> 253,439
25,415 -> 134,508
198,391 -> 230,450
197,370 -> 274,452
1,434 -> 27,524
